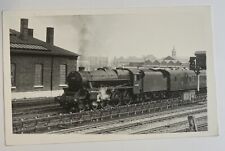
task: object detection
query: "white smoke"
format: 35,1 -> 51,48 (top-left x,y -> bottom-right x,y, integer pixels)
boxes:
97,87 -> 110,102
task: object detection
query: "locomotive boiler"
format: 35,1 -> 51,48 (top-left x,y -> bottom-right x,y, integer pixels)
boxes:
57,68 -> 133,112
56,67 -> 207,112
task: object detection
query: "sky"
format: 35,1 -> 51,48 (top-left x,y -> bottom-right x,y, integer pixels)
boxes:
8,7 -> 212,59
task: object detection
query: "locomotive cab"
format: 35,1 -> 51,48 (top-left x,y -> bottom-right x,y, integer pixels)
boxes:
123,68 -> 144,94
133,73 -> 143,94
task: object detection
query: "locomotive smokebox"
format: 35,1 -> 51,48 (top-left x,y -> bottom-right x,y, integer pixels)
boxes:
67,71 -> 83,91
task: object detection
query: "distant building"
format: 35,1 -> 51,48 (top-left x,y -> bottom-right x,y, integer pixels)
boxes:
112,56 -> 144,68
172,46 -> 176,58
129,62 -> 144,67
112,53 -> 187,69
163,56 -> 176,61
110,48 -> 190,69
78,56 -> 91,71
152,60 -> 160,66
10,19 -> 79,99
143,54 -> 156,62
79,56 -> 108,71
144,55 -> 182,68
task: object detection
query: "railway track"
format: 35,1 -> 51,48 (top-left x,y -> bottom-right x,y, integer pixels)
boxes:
85,106 -> 206,134
13,104 -> 63,116
174,122 -> 208,132
12,97 -> 65,121
13,110 -> 66,123
49,103 -> 207,134
12,97 -> 56,108
131,115 -> 207,134
13,94 -> 207,134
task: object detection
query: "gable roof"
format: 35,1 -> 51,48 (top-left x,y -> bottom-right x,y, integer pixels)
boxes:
163,56 -> 175,60
10,29 -> 79,58
144,60 -> 152,65
153,60 -> 160,65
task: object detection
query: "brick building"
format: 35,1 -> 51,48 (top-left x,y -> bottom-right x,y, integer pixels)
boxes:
10,19 -> 79,99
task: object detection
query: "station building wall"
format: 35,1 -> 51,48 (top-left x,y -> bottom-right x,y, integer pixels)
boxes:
11,54 -> 77,99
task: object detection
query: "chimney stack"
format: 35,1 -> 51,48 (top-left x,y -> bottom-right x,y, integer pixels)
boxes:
20,18 -> 29,40
46,27 -> 54,45
28,28 -> 33,37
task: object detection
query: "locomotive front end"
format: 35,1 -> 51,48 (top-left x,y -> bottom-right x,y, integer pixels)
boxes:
56,67 -> 133,112
56,69 -> 118,112
55,71 -> 88,112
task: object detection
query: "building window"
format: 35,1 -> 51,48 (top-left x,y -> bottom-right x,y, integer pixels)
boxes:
34,64 -> 43,86
11,63 -> 16,87
59,64 -> 67,85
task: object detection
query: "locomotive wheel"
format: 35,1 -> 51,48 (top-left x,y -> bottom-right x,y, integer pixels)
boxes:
77,89 -> 89,112
78,89 -> 88,100
85,103 -> 92,110
122,91 -> 132,105
70,106 -> 79,112
100,100 -> 108,108
78,102 -> 85,112
139,96 -> 144,103
111,91 -> 121,107
143,93 -> 151,102
91,101 -> 99,110
148,93 -> 153,102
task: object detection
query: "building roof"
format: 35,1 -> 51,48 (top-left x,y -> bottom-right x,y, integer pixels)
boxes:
175,56 -> 189,63
10,29 -> 79,58
163,56 -> 175,60
153,60 -> 160,65
129,62 -> 144,66
161,60 -> 167,65
144,60 -> 152,65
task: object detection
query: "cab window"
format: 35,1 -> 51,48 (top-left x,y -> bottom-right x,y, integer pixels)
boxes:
137,74 -> 140,80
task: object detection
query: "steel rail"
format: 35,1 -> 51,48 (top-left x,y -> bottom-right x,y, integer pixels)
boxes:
49,104 -> 206,134
132,116 -> 207,134
13,94 -> 207,133
85,108 -> 207,134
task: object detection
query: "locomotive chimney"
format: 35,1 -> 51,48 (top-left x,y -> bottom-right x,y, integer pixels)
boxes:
46,27 -> 54,45
20,18 -> 29,40
79,67 -> 85,71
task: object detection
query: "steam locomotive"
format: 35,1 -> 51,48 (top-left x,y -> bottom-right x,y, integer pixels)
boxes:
56,67 -> 207,112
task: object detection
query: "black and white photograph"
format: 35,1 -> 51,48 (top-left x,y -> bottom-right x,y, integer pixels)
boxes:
2,6 -> 218,145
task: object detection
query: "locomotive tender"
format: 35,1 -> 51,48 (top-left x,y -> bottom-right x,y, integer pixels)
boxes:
56,67 -> 207,112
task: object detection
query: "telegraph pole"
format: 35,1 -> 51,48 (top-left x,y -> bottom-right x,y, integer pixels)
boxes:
189,56 -> 201,92
194,66 -> 201,92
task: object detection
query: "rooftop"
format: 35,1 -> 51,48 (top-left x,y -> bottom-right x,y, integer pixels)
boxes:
163,56 -> 175,60
10,29 -> 79,58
